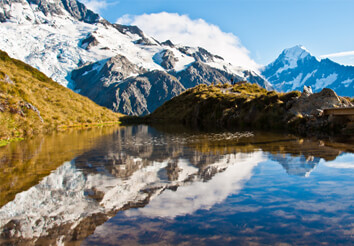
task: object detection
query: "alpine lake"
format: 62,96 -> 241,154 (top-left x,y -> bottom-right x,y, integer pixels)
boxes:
0,125 -> 353,245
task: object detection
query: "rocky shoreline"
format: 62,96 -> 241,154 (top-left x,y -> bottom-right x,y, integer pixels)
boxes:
123,83 -> 354,140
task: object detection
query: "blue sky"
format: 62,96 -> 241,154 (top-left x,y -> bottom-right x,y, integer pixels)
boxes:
84,0 -> 354,66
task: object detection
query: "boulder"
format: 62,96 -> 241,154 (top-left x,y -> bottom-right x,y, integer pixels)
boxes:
289,88 -> 352,116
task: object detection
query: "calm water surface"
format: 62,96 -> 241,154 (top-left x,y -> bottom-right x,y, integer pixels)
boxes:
0,125 -> 353,245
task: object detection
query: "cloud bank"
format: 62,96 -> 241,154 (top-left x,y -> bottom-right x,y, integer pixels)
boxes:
117,12 -> 259,71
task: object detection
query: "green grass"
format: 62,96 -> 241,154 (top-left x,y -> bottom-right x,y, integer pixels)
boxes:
0,50 -> 123,143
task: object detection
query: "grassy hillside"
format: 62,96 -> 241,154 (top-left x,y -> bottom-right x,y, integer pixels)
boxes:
145,82 -> 353,137
147,82 -> 299,128
0,50 -> 122,142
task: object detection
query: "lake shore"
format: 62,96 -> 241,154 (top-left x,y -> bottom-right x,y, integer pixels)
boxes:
122,83 -> 354,140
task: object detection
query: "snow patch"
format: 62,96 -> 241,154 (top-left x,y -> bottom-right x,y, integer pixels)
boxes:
302,70 -> 317,85
288,73 -> 303,90
314,73 -> 338,90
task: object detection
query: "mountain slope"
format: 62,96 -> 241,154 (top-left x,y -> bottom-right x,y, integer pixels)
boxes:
0,0 -> 271,115
262,45 -> 354,96
0,50 -> 121,140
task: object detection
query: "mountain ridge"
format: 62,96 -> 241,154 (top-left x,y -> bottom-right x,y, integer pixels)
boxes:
262,45 -> 354,97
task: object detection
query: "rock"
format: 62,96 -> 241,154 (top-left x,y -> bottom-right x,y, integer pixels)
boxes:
0,74 -> 14,84
289,88 -> 349,116
80,33 -> 99,50
310,109 -> 323,117
161,40 -> 174,48
112,24 -> 156,45
302,85 -> 313,96
156,50 -> 178,70
20,101 -> 44,122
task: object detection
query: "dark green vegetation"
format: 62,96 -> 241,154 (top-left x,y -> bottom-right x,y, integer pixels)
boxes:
141,83 -> 353,138
146,83 -> 299,128
0,50 -> 122,143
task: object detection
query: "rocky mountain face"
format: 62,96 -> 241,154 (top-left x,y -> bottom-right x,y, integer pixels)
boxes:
0,0 -> 99,23
262,45 -> 354,97
72,56 -> 271,115
0,0 -> 270,115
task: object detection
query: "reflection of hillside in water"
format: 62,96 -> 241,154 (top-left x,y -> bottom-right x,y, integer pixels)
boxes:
0,127 -> 121,208
0,125 -> 351,245
184,131 -> 348,177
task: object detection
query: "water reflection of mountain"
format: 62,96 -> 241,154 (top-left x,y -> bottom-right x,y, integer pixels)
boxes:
0,126 -> 264,245
0,125 -> 351,245
270,154 -> 320,177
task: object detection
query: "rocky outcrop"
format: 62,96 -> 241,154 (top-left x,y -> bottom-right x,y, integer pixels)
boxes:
79,33 -> 99,50
159,50 -> 178,70
288,87 -> 352,117
177,47 -> 221,62
161,40 -> 174,48
112,24 -> 158,45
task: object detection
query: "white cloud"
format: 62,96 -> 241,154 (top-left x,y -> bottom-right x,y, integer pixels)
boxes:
117,12 -> 259,71
80,0 -> 109,14
322,153 -> 354,169
320,50 -> 354,58
320,51 -> 354,66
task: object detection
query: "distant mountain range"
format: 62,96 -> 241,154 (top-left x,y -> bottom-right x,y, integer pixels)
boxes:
0,0 -> 270,115
262,45 -> 354,97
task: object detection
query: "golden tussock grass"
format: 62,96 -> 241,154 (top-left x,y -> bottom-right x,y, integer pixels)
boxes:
0,50 -> 123,141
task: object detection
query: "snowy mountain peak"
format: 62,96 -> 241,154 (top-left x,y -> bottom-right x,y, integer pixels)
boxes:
262,45 -> 354,97
282,45 -> 311,61
0,0 -> 99,24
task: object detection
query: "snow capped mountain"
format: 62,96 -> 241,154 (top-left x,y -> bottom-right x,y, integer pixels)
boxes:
0,0 -> 270,115
262,45 -> 354,97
